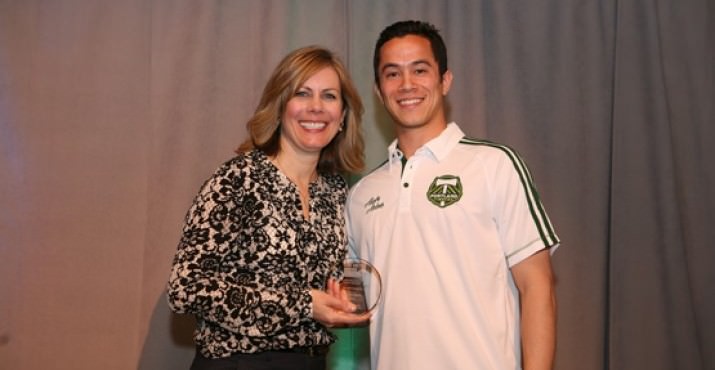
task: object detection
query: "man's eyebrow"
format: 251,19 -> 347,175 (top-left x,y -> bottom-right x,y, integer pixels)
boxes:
410,59 -> 434,68
380,59 -> 434,73
380,62 -> 400,73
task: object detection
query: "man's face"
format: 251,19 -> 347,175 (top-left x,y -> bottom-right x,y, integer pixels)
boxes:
375,35 -> 452,132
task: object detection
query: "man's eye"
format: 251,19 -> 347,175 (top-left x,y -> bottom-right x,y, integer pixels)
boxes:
415,69 -> 427,75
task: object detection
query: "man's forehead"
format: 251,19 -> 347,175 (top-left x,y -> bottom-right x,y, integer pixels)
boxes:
379,35 -> 435,66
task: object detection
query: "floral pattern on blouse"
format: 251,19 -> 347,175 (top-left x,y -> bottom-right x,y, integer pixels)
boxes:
167,149 -> 348,358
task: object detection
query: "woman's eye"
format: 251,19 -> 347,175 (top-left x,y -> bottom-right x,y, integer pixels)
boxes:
323,93 -> 338,100
295,90 -> 310,97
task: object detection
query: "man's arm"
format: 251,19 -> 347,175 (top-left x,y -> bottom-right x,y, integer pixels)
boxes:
511,249 -> 556,370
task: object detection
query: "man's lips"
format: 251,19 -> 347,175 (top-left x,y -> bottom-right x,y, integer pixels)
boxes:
397,97 -> 423,107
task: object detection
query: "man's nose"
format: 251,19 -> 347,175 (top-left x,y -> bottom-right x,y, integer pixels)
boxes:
399,75 -> 415,91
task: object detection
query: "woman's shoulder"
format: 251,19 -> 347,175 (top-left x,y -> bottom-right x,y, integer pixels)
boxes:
320,172 -> 348,191
216,149 -> 266,172
203,151 -> 263,188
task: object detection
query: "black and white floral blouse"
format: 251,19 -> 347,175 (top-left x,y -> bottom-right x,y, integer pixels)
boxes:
167,149 -> 348,359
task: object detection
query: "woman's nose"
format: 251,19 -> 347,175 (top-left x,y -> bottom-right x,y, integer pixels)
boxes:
308,96 -> 324,112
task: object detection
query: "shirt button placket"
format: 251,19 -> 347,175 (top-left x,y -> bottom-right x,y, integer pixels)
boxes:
399,157 -> 416,211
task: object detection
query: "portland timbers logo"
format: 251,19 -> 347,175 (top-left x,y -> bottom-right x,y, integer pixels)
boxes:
426,175 -> 463,208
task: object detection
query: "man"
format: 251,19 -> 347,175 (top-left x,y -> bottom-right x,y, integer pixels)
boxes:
346,20 -> 560,370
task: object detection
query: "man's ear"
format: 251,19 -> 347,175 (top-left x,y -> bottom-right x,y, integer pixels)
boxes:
373,84 -> 385,104
441,70 -> 453,96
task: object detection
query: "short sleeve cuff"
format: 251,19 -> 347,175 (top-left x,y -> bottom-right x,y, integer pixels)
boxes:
507,239 -> 560,267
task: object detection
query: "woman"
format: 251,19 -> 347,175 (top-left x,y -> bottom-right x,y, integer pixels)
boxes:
167,46 -> 369,370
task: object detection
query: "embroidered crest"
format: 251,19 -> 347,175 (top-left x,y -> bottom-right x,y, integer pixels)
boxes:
426,175 -> 463,208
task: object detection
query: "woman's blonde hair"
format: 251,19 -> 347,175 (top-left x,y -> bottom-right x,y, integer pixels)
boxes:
237,46 -> 364,174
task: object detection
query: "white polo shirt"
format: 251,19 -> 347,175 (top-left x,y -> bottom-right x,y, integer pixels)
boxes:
346,122 -> 559,370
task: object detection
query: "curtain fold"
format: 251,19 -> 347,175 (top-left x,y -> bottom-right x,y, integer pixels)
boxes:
0,1 -> 712,369
609,0 -> 714,368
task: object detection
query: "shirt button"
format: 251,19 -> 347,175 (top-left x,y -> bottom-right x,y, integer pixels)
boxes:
403,182 -> 409,188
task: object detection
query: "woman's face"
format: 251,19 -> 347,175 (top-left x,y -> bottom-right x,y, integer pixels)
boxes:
279,66 -> 345,157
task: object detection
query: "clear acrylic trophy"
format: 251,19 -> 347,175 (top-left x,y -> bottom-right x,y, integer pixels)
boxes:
341,258 -> 382,314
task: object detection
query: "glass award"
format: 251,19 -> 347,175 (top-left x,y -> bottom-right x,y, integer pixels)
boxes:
341,258 -> 382,314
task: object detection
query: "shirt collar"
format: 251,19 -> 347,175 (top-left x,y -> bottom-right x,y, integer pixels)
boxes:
387,122 -> 464,166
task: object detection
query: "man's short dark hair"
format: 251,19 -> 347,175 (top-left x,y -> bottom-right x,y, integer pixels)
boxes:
373,20 -> 449,85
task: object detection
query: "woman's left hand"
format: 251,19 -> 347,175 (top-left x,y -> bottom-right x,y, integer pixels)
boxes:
310,279 -> 371,327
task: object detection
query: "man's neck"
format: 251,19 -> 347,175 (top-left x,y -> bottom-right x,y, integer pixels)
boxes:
396,121 -> 448,158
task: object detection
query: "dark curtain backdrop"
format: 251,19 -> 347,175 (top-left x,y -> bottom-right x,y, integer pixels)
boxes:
0,1 -> 712,369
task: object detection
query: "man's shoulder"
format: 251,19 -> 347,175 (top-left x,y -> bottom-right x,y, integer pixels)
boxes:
357,159 -> 391,180
348,160 -> 391,197
457,136 -> 509,150
453,136 -> 524,163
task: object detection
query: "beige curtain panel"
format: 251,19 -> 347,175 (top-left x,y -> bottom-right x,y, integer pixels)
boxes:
1,1 -> 712,369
